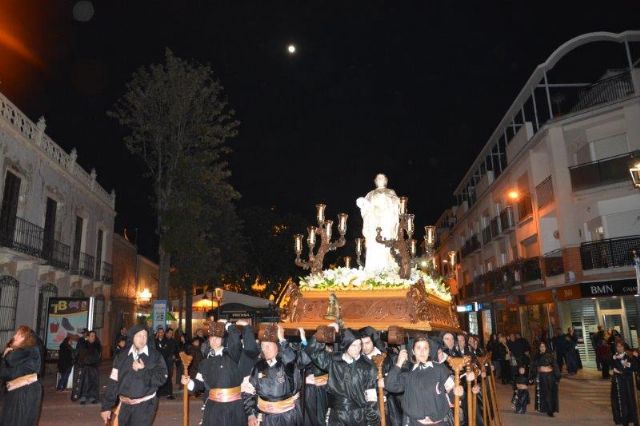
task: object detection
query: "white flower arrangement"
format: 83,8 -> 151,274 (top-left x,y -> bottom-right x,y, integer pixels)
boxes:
299,267 -> 452,301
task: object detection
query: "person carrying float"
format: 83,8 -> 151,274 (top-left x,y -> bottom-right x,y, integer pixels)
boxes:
181,319 -> 258,426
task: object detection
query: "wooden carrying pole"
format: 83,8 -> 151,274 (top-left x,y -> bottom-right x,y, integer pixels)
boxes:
476,355 -> 489,426
179,352 -> 194,426
372,353 -> 387,426
486,353 -> 502,426
466,362 -> 476,426
447,356 -> 468,426
633,372 -> 640,425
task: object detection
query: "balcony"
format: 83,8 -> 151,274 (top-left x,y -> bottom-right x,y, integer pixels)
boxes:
569,151 -> 638,192
100,262 -> 113,283
536,176 -> 554,209
482,225 -> 492,245
542,249 -> 564,277
461,234 -> 481,258
460,257 -> 542,300
570,71 -> 634,113
500,206 -> 515,232
0,216 -> 44,257
71,252 -> 95,279
580,236 -> 640,270
516,194 -> 533,222
44,240 -> 71,270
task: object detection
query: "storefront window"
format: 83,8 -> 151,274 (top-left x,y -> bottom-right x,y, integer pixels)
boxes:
468,312 -> 479,335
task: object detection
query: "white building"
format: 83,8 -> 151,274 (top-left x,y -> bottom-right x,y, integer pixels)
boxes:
434,31 -> 640,367
0,90 -> 116,350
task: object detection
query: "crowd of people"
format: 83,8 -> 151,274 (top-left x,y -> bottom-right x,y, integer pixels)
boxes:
1,321 -> 640,426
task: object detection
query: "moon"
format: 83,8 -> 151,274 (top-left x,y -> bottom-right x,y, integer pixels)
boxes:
287,44 -> 296,54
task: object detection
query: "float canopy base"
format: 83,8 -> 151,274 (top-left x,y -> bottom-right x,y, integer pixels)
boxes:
279,283 -> 461,333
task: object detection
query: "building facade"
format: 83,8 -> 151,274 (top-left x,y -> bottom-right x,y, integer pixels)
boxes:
110,233 -> 159,349
434,31 -> 640,368
0,90 -> 116,350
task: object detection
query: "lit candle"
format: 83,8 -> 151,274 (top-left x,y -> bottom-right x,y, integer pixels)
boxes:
406,214 -> 415,235
410,239 -> 417,257
316,204 -> 326,224
399,197 -> 408,215
344,256 -> 352,269
448,250 -> 457,267
425,225 -> 436,246
338,213 -> 348,235
355,238 -> 363,255
308,226 -> 317,246
325,220 -> 333,240
294,234 -> 303,254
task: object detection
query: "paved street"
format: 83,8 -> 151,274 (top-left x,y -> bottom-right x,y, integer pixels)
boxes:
9,364 -> 615,425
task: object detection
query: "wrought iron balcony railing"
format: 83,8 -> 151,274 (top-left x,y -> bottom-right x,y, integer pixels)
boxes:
0,216 -> 44,257
45,240 -> 70,270
71,251 -> 95,279
542,249 -> 564,277
570,71 -> 634,113
580,236 -> 640,270
569,151 -> 638,192
500,206 -> 515,232
100,261 -> 113,283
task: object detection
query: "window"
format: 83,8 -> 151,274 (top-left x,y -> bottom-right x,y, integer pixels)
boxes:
0,275 -> 19,349
0,171 -> 21,245
93,294 -> 105,330
95,229 -> 104,279
37,283 -> 58,340
71,216 -> 84,273
71,288 -> 85,298
43,198 -> 57,261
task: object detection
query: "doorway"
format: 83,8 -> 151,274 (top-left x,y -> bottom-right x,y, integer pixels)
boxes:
601,309 -> 629,343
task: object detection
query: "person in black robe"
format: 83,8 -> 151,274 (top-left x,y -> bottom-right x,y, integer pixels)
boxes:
101,324 -> 168,426
71,330 -> 101,404
182,319 -> 258,426
0,326 -> 42,426
303,350 -> 330,426
386,335 -> 463,425
243,324 -> 310,426
114,326 -> 128,355
468,334 -> 491,426
57,336 -> 74,391
529,341 -> 560,417
564,327 -> 580,375
611,341 -> 639,426
155,327 -> 177,399
307,326 -> 381,426
511,365 -> 529,414
360,326 -> 403,426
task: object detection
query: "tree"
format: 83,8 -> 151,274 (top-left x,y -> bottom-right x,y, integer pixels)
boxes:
240,206 -> 307,291
110,49 -> 239,300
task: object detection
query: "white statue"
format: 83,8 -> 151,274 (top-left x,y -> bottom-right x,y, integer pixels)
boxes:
356,174 -> 400,273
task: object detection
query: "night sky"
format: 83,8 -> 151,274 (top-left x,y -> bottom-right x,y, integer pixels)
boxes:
1,1 -> 639,259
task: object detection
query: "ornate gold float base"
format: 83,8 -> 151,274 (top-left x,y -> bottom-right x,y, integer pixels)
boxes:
279,281 -> 460,332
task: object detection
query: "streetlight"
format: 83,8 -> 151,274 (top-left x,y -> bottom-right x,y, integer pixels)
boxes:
630,161 -> 640,189
507,190 -> 520,201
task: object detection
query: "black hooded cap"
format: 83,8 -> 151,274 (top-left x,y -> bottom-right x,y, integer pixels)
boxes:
359,326 -> 384,352
127,324 -> 148,341
428,337 -> 442,361
340,328 -> 362,352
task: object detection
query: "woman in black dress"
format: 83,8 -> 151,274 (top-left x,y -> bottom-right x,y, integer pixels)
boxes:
71,330 -> 102,403
386,336 -> 464,425
529,341 -> 560,417
56,336 -> 74,391
611,341 -> 639,426
0,325 -> 42,426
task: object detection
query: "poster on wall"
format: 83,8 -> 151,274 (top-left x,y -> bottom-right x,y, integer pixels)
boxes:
45,298 -> 92,359
153,300 -> 168,332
